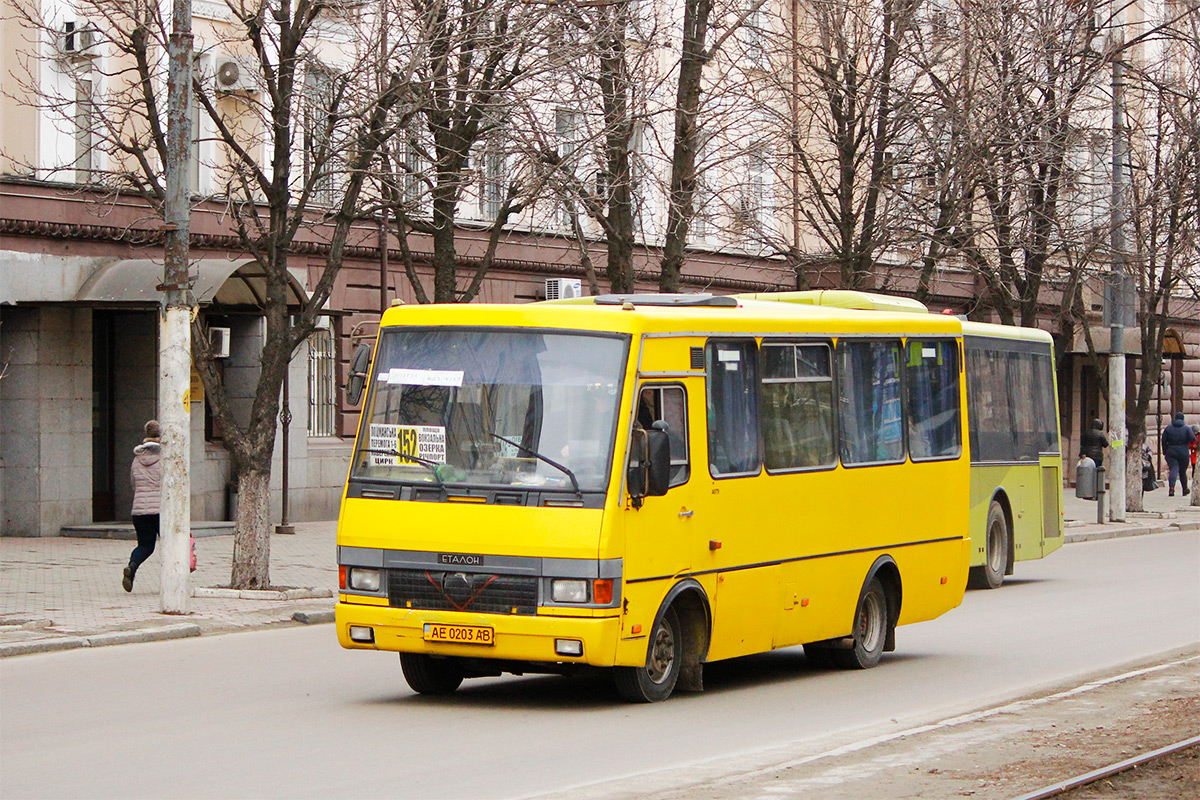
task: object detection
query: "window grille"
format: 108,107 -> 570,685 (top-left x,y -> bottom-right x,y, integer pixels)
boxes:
308,329 -> 337,437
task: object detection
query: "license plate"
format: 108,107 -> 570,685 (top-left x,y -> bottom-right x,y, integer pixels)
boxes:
423,623 -> 494,646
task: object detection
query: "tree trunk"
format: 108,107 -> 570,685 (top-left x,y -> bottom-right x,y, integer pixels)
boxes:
231,467 -> 272,590
1126,428 -> 1144,513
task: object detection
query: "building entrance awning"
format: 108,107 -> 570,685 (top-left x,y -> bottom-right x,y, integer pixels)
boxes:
74,259 -> 308,308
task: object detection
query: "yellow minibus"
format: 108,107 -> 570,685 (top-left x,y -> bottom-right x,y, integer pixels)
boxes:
336,293 -> 972,701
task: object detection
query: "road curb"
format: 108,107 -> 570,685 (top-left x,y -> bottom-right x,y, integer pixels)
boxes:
0,623 -> 202,658
291,610 -> 335,625
194,586 -> 333,601
1064,520 -> 1200,544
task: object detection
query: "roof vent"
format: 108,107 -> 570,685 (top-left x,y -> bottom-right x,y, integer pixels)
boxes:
594,293 -> 737,308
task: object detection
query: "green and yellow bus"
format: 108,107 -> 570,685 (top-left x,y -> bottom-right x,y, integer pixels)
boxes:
336,293 -> 973,701
742,291 -> 1065,589
960,321 -> 1063,588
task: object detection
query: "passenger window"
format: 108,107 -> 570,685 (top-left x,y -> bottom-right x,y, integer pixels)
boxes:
837,340 -> 904,466
761,343 -> 835,471
905,340 -> 961,461
707,340 -> 761,476
637,385 -> 690,486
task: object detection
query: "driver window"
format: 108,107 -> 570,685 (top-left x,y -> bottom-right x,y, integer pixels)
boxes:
637,385 -> 690,486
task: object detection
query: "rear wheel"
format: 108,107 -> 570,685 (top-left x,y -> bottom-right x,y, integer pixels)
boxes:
970,501 -> 1008,590
833,578 -> 888,670
615,607 -> 681,702
400,653 -> 464,695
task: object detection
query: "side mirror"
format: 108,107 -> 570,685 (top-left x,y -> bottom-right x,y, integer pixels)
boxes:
345,343 -> 372,407
627,424 -> 671,507
645,425 -> 670,497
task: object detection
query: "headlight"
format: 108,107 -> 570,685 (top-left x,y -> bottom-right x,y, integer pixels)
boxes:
349,568 -> 381,592
552,579 -> 588,603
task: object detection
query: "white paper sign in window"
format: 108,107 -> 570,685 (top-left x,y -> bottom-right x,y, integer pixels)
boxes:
384,368 -> 465,387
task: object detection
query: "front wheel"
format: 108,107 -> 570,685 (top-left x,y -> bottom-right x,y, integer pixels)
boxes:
969,500 -> 1008,590
833,578 -> 889,670
400,653 -> 464,695
615,607 -> 681,702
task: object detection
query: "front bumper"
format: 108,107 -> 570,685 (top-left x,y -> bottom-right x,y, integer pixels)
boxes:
335,600 -> 623,667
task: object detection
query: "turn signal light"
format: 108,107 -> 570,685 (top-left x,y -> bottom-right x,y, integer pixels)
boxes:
592,579 -> 613,604
339,565 -> 347,590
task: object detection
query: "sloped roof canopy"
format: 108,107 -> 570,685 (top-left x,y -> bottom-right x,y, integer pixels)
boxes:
74,259 -> 308,308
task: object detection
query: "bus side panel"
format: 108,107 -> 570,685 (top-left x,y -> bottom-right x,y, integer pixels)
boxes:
970,463 -> 1056,566
704,459 -> 968,662
1040,455 -> 1065,558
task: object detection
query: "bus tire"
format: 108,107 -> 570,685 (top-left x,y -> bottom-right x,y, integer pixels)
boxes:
400,653 -> 464,695
833,577 -> 888,670
615,606 -> 682,702
970,500 -> 1008,590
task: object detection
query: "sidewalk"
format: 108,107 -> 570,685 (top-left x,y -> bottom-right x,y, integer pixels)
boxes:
2,491 -> 1198,658
0,521 -> 338,657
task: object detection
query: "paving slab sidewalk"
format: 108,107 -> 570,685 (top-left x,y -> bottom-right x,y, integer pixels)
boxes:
1,491 -> 1197,658
0,521 -> 337,657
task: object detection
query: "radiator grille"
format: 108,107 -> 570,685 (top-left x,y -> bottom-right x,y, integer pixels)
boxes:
388,569 -> 538,615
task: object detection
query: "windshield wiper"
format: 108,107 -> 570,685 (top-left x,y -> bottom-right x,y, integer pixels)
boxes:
488,432 -> 582,496
358,448 -> 445,488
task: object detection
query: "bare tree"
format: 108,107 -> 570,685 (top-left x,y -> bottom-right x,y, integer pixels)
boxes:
12,0 -> 412,587
735,0 -> 921,289
377,0 -> 557,304
1122,23 -> 1200,510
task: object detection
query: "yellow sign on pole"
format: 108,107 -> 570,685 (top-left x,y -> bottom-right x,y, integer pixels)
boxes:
189,366 -> 205,404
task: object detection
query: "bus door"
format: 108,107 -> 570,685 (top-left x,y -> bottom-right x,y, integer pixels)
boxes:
701,339 -> 781,661
621,381 -> 707,624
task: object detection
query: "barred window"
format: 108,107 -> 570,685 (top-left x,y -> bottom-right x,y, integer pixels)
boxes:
308,329 -> 337,437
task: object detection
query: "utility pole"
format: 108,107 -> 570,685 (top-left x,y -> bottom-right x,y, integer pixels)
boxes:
1107,50 -> 1131,523
159,0 -> 194,612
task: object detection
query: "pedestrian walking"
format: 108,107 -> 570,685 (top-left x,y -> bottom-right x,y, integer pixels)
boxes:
1080,419 -> 1107,466
123,420 -> 162,592
1160,412 -> 1196,497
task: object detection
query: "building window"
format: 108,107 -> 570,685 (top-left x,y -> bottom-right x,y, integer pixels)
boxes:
308,329 -> 337,437
74,78 -> 94,183
738,144 -> 769,228
744,1 -> 767,64
555,109 -> 582,228
304,66 -> 340,206
479,145 -> 507,220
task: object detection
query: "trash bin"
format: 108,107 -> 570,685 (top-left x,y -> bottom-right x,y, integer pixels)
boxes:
1075,456 -> 1097,500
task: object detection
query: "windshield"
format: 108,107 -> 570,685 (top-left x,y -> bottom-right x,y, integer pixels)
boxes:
351,328 -> 629,493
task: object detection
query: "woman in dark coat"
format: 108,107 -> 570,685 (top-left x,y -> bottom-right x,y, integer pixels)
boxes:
1161,412 -> 1197,496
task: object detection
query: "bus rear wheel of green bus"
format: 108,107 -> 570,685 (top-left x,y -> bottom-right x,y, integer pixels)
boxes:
970,500 -> 1009,590
833,578 -> 888,670
400,653 -> 465,695
616,607 -> 682,702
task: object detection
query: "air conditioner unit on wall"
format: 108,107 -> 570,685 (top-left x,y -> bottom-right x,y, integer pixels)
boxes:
215,58 -> 255,92
210,327 -> 231,359
545,278 -> 582,301
58,21 -> 98,59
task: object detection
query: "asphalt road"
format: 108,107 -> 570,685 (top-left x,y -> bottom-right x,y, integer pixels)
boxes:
2,531 -> 1197,800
